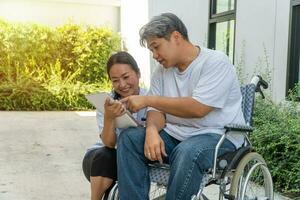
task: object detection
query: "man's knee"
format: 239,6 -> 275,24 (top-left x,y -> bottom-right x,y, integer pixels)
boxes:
170,144 -> 194,166
118,127 -> 146,147
170,141 -> 214,169
118,127 -> 145,145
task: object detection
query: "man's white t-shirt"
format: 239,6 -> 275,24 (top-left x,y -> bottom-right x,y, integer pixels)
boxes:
148,47 -> 246,147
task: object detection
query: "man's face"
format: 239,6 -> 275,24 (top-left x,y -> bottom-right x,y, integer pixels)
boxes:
147,33 -> 179,68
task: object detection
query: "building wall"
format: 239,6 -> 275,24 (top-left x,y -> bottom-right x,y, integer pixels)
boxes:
235,0 -> 290,102
0,0 -> 120,31
273,0 -> 290,103
149,0 -> 209,47
146,0 -> 209,77
120,0 -> 209,87
120,0 -> 150,87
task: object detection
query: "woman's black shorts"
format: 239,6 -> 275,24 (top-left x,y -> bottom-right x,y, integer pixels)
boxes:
82,146 -> 117,182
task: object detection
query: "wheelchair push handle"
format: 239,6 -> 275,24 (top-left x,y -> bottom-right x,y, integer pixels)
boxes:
257,75 -> 268,89
250,75 -> 268,99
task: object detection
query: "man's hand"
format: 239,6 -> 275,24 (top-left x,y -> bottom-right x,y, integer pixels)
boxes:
144,126 -> 167,164
104,97 -> 126,120
120,95 -> 148,113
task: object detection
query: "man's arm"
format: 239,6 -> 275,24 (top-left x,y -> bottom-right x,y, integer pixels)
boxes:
121,96 -> 213,118
144,110 -> 167,163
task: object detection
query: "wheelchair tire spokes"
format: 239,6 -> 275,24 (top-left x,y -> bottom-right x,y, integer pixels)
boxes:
229,152 -> 273,200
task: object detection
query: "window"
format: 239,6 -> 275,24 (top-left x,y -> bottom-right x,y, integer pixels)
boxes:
208,0 -> 236,63
287,0 -> 300,100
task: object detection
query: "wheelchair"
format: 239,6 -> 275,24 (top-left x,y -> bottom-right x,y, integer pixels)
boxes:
107,75 -> 274,200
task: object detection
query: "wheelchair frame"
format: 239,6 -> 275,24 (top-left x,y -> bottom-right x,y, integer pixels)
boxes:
107,75 -> 274,200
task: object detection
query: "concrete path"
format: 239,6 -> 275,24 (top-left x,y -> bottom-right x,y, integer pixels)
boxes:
0,111 -> 97,200
0,111 -> 292,200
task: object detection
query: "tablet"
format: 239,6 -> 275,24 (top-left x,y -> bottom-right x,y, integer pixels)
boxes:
85,92 -> 139,128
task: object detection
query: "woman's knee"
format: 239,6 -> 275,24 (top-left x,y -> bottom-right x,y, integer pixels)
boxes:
93,147 -> 116,163
90,147 -> 118,179
82,149 -> 98,181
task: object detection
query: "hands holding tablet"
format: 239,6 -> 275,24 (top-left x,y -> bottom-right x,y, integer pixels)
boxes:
104,97 -> 126,120
85,92 -> 139,128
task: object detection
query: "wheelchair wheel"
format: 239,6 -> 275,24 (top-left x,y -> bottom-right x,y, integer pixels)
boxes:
229,152 -> 273,200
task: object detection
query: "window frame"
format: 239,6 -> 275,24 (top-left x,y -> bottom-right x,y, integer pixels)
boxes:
287,0 -> 300,100
208,0 -> 237,63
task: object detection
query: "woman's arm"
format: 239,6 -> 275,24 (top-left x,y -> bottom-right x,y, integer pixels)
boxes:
100,115 -> 117,148
100,98 -> 126,148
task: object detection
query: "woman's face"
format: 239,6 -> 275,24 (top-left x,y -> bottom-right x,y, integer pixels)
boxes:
109,63 -> 140,98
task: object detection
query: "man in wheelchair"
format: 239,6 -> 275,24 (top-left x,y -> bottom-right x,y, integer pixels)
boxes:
117,13 -> 264,200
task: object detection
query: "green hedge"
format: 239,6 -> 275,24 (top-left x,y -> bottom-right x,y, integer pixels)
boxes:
0,19 -> 120,110
252,96 -> 300,198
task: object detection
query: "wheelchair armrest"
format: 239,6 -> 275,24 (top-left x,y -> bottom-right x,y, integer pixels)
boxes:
225,124 -> 253,132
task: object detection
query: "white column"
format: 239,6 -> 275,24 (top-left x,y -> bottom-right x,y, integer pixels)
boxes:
120,0 -> 150,88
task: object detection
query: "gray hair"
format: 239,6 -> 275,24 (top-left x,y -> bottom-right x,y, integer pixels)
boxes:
139,13 -> 189,47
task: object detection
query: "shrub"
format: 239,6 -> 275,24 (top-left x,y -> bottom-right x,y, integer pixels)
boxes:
0,19 -> 120,110
252,95 -> 300,198
56,23 -> 120,83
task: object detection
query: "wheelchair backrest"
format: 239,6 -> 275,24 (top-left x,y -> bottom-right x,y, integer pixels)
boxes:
240,84 -> 256,126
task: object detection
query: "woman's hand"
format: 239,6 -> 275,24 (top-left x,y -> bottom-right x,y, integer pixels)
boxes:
104,97 -> 126,120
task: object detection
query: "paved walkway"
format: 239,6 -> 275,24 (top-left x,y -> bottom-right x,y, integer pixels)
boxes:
0,111 -> 292,200
0,111 -> 97,200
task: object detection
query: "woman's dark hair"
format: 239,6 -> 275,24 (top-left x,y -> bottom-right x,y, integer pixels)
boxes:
106,51 -> 140,77
106,51 -> 140,99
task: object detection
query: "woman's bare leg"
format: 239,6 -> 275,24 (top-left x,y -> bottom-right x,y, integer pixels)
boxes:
90,176 -> 114,200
